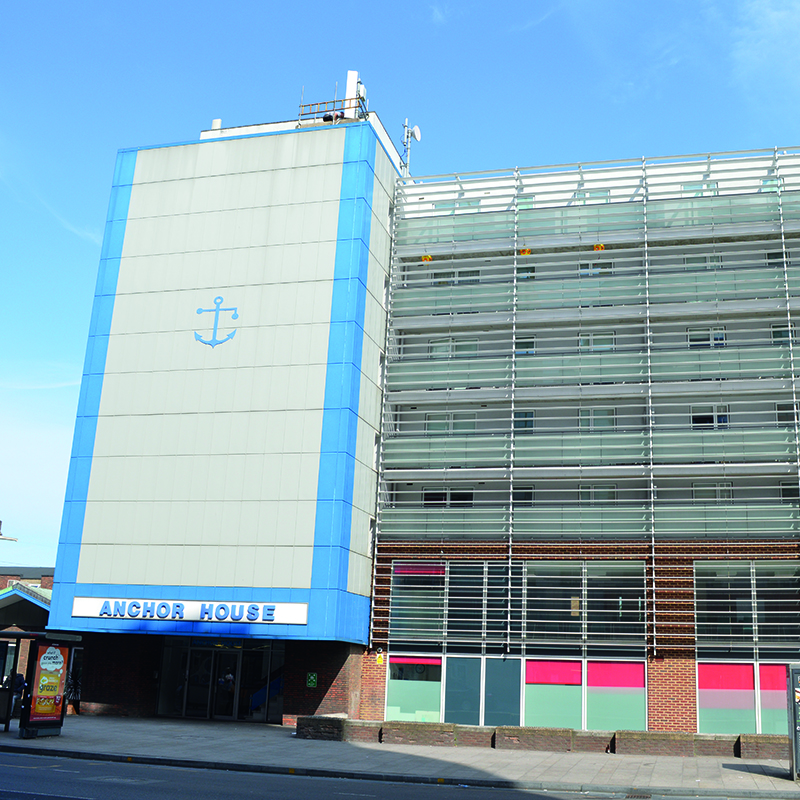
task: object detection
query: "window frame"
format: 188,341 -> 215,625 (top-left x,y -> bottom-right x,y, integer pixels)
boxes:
687,326 -> 726,348
513,410 -> 535,434
692,482 -> 733,502
579,407 -> 616,432
578,261 -> 613,278
771,323 -> 796,346
579,484 -> 617,504
578,331 -> 615,352
422,486 -> 475,508
425,411 -> 477,434
691,404 -> 729,430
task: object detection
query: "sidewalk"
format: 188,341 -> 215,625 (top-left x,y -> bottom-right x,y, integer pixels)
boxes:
0,715 -> 798,798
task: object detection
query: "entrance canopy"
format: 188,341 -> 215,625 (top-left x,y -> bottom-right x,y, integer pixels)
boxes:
0,584 -> 50,631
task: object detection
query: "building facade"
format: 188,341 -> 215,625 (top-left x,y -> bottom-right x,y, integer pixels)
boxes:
50,77 -> 401,722
48,83 -> 800,731
372,150 -> 800,734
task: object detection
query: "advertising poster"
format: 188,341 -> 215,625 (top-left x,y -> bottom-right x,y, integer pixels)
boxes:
28,644 -> 68,724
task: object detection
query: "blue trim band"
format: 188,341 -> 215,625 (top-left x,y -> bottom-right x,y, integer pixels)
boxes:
310,123 -> 377,643
48,582 -> 369,641
50,149 -> 137,627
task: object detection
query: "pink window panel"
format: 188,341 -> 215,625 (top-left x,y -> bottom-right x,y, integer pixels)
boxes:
526,660 -> 581,685
759,664 -> 787,691
697,663 -> 754,691
393,563 -> 445,575
390,657 -> 442,665
587,661 -> 645,688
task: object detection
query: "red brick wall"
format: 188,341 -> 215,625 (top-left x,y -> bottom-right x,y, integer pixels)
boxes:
40,576 -> 53,590
282,641 -> 365,725
647,652 -> 697,732
0,575 -> 22,590
359,649 -> 387,720
79,633 -> 161,716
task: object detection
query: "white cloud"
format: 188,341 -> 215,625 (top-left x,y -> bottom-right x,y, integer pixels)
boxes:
731,0 -> 800,91
511,4 -> 561,32
430,4 -> 447,24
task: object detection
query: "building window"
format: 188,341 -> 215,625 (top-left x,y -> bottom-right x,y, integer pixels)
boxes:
781,482 -> 799,502
433,271 -> 455,286
685,254 -> 722,270
428,338 -> 479,358
425,412 -> 477,433
432,268 -> 480,286
578,331 -> 615,351
512,486 -> 534,507
771,323 -> 796,345
693,483 -> 733,502
767,251 -> 784,268
695,561 -> 800,659
423,487 -> 474,508
517,264 -> 536,280
579,261 -> 613,278
579,407 -> 615,431
776,402 -> 796,425
515,336 -> 536,355
514,410 -> 535,434
580,484 -> 617,503
691,404 -> 729,430
688,327 -> 726,348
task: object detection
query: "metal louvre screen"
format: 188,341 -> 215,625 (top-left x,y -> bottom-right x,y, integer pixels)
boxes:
389,560 -> 646,656
695,561 -> 800,658
380,149 -> 800,547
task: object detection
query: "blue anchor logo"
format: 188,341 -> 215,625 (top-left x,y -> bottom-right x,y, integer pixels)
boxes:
195,296 -> 239,347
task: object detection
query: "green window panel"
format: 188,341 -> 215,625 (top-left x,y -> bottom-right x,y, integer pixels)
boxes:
524,684 -> 581,729
586,688 -> 646,731
386,679 -> 441,723
697,703 -> 756,734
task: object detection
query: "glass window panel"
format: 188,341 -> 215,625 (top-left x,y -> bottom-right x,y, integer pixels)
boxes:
455,339 -> 479,356
695,565 -> 754,654
484,659 -> 521,727
513,487 -> 534,507
514,410 -> 534,433
452,413 -> 476,432
517,265 -> 536,279
389,564 -> 445,645
449,489 -> 473,508
447,564 -> 484,640
525,563 -> 582,647
776,403 -> 796,425
755,564 -> 800,651
386,663 -> 442,723
444,657 -> 481,725
425,414 -> 449,432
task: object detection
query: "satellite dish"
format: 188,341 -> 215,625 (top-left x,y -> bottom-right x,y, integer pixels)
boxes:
412,125 -> 422,142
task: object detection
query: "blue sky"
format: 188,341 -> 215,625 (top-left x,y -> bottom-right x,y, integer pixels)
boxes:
2,0 -> 799,567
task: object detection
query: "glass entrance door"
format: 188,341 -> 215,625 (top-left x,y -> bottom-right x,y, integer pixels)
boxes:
158,640 -> 285,721
184,650 -> 214,718
212,652 -> 239,719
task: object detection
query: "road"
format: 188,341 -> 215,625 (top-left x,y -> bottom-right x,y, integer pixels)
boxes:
0,751 -> 767,800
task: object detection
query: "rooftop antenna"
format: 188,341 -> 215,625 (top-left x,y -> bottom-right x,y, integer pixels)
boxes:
402,118 -> 422,178
0,521 -> 18,542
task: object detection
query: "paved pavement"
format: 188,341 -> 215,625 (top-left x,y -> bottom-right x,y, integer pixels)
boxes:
0,715 -> 798,798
